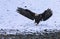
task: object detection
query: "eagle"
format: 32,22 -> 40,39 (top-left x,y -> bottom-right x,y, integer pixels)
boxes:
17,7 -> 52,25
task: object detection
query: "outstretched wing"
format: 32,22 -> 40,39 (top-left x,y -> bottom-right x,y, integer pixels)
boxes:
17,7 -> 35,20
42,8 -> 52,21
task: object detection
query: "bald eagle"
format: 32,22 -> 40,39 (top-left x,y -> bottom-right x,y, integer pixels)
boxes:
17,7 -> 52,25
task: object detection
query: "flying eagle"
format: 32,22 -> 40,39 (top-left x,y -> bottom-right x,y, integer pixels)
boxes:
17,7 -> 52,25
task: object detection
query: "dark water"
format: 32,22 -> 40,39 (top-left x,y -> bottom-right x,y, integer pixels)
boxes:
0,31 -> 60,39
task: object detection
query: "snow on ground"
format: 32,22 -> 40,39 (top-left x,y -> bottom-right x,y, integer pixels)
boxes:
0,0 -> 60,34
